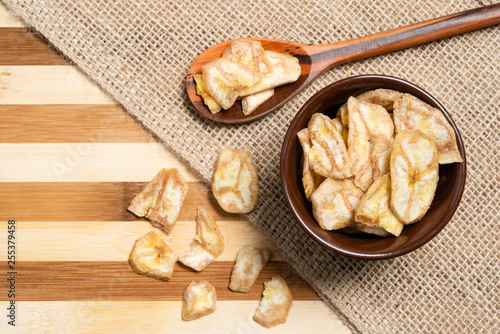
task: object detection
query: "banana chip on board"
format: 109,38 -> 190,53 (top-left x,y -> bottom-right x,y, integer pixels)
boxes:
193,74 -> 222,114
338,89 -> 403,128
182,280 -> 217,321
212,148 -> 258,213
202,57 -> 263,110
238,50 -> 300,97
390,130 -> 439,224
347,97 -> 394,191
297,128 -> 325,200
128,231 -> 175,281
222,39 -> 271,75
241,88 -> 274,115
393,93 -> 463,164
178,209 -> 224,271
229,245 -> 271,293
128,168 -> 188,233
310,178 -> 364,230
355,173 -> 404,237
253,276 -> 293,328
308,113 -> 353,180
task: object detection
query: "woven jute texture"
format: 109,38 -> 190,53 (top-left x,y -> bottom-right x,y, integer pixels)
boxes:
4,0 -> 499,332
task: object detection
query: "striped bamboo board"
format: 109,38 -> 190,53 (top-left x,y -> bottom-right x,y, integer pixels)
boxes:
0,4 -> 350,333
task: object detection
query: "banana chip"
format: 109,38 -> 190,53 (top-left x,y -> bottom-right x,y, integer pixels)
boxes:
182,280 -> 217,321
338,89 -> 403,128
390,130 -> 439,224
193,208 -> 224,257
355,173 -> 404,237
308,113 -> 353,180
229,245 -> 271,293
241,88 -> 274,115
212,148 -> 258,213
297,128 -> 325,200
310,178 -> 364,230
128,168 -> 188,232
238,50 -> 301,97
222,39 -> 271,75
178,244 -> 215,272
128,231 -> 175,281
193,74 -> 222,114
393,93 -> 463,164
202,57 -> 263,110
178,209 -> 224,271
195,39 -> 300,114
347,97 -> 394,191
253,276 -> 293,328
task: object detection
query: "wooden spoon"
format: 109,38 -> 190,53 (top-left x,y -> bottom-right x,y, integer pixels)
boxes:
186,3 -> 500,124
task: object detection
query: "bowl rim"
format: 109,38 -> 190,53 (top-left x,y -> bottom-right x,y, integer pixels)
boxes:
280,74 -> 467,260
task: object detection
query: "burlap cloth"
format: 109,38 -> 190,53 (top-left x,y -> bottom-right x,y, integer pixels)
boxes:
5,0 -> 499,332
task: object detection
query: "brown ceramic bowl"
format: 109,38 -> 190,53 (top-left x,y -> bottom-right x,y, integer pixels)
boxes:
280,75 -> 466,260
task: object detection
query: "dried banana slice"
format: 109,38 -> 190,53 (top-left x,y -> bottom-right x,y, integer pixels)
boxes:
193,208 -> 225,257
332,116 -> 348,146
338,89 -> 403,128
238,50 -> 301,97
229,245 -> 271,293
178,209 -> 224,271
393,93 -> 463,164
297,128 -> 325,200
202,57 -> 263,110
347,97 -> 394,191
254,276 -> 293,328
182,280 -> 217,321
390,130 -> 439,224
128,231 -> 175,281
241,88 -> 274,115
222,39 -> 271,75
193,74 -> 222,114
331,117 -> 344,135
178,244 -> 215,272
211,148 -> 258,213
308,113 -> 353,179
128,168 -> 188,233
355,173 -> 404,237
310,178 -> 364,230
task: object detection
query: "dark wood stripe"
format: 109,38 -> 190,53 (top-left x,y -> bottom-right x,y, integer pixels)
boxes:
0,261 -> 317,301
0,182 -> 239,222
0,28 -> 68,65
0,105 -> 155,143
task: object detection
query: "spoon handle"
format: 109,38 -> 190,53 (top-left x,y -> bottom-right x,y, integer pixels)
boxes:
306,3 -> 500,72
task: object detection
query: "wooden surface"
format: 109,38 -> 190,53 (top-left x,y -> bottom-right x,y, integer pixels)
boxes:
0,4 -> 351,333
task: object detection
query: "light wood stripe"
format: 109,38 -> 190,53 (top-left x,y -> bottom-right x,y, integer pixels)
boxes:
0,28 -> 67,65
0,220 -> 281,262
0,66 -> 114,104
0,301 -> 349,334
0,143 -> 199,182
0,182 -> 239,222
0,3 -> 24,27
0,105 -> 153,143
0,261 -> 317,301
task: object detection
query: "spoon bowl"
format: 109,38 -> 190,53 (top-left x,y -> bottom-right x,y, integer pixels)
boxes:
186,38 -> 314,124
186,4 -> 500,124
